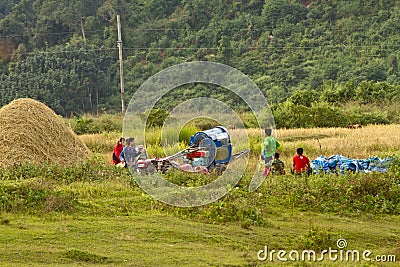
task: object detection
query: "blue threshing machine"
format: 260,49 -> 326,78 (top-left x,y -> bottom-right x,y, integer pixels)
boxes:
136,126 -> 248,175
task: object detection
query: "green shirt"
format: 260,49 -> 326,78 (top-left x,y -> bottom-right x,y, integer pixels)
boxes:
262,136 -> 280,157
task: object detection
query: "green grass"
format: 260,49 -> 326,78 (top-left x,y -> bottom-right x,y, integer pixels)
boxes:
0,161 -> 399,266
0,212 -> 398,266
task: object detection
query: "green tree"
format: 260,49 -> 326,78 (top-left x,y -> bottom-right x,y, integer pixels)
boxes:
288,89 -> 319,107
0,43 -> 113,115
261,0 -> 308,30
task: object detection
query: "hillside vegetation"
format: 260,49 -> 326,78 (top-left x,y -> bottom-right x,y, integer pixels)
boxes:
0,0 -> 400,128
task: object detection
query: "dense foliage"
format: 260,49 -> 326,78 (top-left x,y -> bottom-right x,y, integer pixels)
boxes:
0,0 -> 399,126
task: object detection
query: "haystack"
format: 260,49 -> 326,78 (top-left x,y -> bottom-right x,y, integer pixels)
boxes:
0,98 -> 91,168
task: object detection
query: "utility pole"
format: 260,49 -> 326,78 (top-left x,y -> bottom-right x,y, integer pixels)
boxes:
80,17 -> 87,43
117,14 -> 125,114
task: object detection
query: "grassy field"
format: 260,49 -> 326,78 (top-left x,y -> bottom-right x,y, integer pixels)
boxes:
1,124 -> 400,266
1,212 -> 399,266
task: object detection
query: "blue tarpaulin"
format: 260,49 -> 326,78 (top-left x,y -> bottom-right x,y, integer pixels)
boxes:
311,155 -> 392,174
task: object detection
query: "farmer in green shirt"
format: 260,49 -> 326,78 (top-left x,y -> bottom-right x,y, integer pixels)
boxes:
261,128 -> 281,176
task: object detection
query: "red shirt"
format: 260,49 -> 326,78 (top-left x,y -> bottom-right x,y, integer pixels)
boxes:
113,143 -> 124,164
293,154 -> 310,172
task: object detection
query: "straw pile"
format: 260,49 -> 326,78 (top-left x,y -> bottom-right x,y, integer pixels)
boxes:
0,98 -> 91,168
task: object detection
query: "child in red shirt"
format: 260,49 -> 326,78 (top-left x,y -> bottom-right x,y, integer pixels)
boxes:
292,147 -> 311,174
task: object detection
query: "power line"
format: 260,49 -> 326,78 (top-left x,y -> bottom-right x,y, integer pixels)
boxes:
0,25 -> 393,39
8,47 -> 118,56
120,44 -> 400,51
0,29 -> 105,39
6,43 -> 397,58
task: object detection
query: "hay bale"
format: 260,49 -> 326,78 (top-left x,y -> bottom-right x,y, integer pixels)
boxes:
0,98 -> 91,168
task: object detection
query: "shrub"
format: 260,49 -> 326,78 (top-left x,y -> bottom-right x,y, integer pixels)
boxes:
69,116 -> 99,135
68,114 -> 123,134
292,227 -> 337,251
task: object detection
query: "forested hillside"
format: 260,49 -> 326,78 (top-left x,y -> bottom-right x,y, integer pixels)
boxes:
0,0 -> 399,127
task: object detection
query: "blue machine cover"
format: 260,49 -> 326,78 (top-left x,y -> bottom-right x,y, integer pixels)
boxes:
189,126 -> 232,164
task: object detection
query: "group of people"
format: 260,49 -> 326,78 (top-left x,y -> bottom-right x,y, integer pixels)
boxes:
261,128 -> 311,176
112,128 -> 311,176
112,137 -> 147,170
